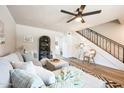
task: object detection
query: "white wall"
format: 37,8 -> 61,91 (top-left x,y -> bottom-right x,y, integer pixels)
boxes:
0,6 -> 16,56
16,24 -> 64,58
62,32 -> 84,58
91,22 -> 124,45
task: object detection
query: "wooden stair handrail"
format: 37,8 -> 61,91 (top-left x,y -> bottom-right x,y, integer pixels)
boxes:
77,28 -> 124,63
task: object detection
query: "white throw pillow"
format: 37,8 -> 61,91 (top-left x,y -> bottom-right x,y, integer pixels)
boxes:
34,66 -> 56,86
40,58 -> 50,66
32,59 -> 42,67
15,52 -> 24,62
10,61 -> 23,69
11,61 -> 36,75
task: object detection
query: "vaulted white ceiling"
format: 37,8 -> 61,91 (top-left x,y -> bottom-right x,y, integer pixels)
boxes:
7,5 -> 124,32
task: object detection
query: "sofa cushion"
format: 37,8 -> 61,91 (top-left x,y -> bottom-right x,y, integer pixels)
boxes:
10,69 -> 45,88
1,53 -> 21,63
0,59 -> 13,88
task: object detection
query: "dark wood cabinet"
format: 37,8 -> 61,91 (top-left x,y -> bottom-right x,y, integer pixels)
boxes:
39,36 -> 52,60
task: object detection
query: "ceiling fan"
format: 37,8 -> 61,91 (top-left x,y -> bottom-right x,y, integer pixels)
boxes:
60,5 -> 102,23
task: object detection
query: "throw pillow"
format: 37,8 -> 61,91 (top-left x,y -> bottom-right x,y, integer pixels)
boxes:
10,61 -> 23,69
11,61 -> 36,75
32,59 -> 42,67
40,58 -> 50,66
15,52 -> 24,62
10,69 -> 45,88
2,53 -> 21,63
22,53 -> 34,62
34,66 -> 56,86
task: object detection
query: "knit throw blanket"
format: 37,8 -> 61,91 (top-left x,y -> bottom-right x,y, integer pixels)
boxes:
48,66 -> 85,88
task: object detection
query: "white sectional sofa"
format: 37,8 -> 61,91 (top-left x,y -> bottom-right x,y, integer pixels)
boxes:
0,52 -> 23,87
0,52 -> 44,88
0,52 -> 106,88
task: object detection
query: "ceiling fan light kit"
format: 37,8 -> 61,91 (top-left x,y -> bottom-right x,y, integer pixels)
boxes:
61,5 -> 102,23
75,17 -> 82,22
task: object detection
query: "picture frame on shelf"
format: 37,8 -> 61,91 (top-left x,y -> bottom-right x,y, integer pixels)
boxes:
24,35 -> 33,43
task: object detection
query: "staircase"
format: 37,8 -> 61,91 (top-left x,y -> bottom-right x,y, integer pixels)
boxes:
77,28 -> 124,63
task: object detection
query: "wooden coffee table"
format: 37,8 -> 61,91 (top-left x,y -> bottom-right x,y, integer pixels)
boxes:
46,59 -> 69,71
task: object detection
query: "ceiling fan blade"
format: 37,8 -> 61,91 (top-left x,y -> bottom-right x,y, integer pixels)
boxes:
61,10 -> 77,16
67,16 -> 77,23
79,5 -> 86,12
82,10 -> 102,16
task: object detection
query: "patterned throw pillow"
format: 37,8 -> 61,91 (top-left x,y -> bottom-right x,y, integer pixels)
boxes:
10,69 -> 46,88
22,53 -> 34,62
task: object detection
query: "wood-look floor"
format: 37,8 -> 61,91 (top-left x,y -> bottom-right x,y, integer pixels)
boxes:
64,57 -> 124,87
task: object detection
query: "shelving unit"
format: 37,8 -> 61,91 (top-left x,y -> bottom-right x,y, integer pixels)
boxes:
39,36 -> 52,60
